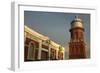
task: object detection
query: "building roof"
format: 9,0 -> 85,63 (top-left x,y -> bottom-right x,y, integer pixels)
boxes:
25,25 -> 65,52
25,25 -> 49,41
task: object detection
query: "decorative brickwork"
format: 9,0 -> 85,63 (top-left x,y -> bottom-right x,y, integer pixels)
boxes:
69,16 -> 86,59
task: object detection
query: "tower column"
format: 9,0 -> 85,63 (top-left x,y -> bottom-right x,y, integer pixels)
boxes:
69,16 -> 86,59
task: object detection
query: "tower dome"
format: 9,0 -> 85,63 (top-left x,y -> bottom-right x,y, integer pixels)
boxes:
71,16 -> 84,29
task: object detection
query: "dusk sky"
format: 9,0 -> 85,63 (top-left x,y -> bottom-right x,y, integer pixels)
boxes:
24,11 -> 90,59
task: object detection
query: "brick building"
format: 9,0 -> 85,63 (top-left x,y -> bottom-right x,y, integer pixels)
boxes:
69,16 -> 86,59
24,25 -> 65,61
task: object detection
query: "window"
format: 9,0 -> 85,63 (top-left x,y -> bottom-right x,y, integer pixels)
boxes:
27,42 -> 35,61
50,48 -> 56,60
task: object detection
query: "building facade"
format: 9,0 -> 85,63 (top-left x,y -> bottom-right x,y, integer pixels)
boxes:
24,25 -> 65,61
69,16 -> 86,59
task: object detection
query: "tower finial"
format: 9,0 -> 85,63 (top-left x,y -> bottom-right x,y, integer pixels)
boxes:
75,16 -> 80,19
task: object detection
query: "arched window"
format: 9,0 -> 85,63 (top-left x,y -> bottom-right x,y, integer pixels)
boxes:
80,31 -> 84,41
27,42 -> 35,61
75,31 -> 78,40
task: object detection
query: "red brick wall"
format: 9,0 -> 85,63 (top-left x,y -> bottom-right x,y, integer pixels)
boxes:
69,42 -> 86,59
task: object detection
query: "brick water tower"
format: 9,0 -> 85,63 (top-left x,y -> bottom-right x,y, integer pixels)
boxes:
69,16 -> 86,59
